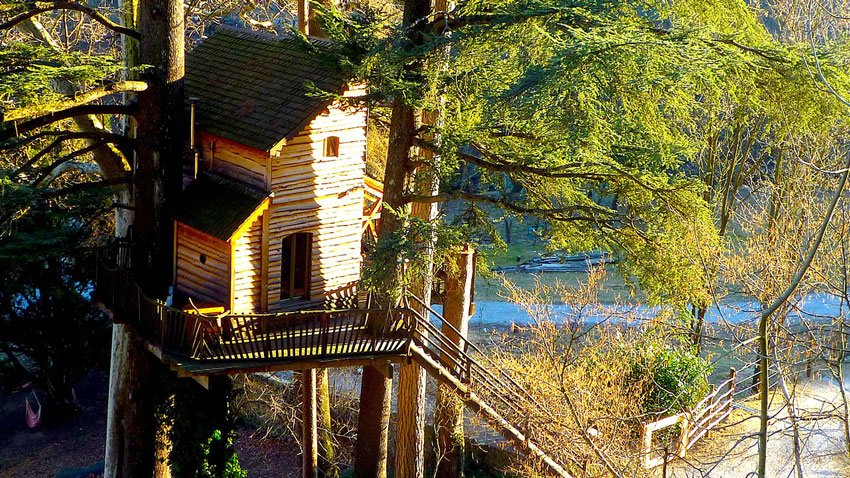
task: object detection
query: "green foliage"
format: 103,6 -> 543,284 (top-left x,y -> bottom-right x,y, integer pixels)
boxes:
0,42 -> 128,109
0,162 -> 113,408
316,0 -> 850,307
165,378 -> 247,478
361,205 -> 471,299
628,342 -> 713,415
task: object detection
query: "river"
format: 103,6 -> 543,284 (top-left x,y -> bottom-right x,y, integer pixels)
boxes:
435,292 -> 848,326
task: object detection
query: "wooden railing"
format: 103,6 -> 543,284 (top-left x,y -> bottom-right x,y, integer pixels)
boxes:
403,294 -> 572,478
640,369 -> 737,469
95,244 -> 414,362
362,176 -> 383,241
96,243 -> 571,476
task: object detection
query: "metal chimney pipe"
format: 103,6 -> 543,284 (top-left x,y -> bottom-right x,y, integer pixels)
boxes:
189,97 -> 200,179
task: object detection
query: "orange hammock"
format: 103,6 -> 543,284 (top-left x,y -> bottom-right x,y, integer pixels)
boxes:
25,392 -> 41,429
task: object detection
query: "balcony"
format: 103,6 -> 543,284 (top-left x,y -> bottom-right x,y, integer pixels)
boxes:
94,243 -> 415,374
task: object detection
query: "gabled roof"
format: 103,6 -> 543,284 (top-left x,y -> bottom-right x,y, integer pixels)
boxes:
186,26 -> 348,152
175,172 -> 270,242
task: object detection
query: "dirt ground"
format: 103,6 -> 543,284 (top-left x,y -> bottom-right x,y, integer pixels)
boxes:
0,371 -> 108,478
671,380 -> 850,478
0,370 -> 302,478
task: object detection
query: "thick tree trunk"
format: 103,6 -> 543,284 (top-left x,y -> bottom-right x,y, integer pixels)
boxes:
106,0 -> 185,476
133,0 -> 185,284
355,365 -> 393,478
395,362 -> 427,478
395,111 -> 440,478
435,245 -> 474,478
355,86 -> 417,478
355,2 -> 431,476
104,324 -> 161,478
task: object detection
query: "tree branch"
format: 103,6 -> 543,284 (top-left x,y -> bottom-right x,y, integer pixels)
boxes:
43,175 -> 130,198
2,81 -> 147,123
32,141 -> 106,185
0,104 -> 136,141
1,130 -> 131,151
407,189 -> 616,223
0,1 -> 141,39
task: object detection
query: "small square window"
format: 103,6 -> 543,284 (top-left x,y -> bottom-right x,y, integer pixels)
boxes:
324,136 -> 340,157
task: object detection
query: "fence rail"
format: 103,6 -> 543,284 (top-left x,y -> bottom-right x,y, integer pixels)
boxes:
641,368 -> 737,469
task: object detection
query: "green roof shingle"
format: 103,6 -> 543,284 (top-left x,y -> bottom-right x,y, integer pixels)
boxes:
175,172 -> 269,241
186,27 -> 348,151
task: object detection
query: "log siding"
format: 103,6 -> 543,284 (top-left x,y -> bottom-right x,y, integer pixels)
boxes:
174,221 -> 231,306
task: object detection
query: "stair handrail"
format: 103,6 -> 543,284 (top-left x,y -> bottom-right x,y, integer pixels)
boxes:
404,292 -> 550,410
402,298 -> 572,477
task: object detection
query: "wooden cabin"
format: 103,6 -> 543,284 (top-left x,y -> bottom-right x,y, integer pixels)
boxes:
173,27 -> 370,314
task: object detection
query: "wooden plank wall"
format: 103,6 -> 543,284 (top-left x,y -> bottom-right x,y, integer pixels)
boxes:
199,132 -> 269,190
175,222 -> 231,305
232,217 -> 264,313
267,100 -> 366,311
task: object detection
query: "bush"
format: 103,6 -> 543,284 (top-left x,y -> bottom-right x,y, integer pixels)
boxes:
629,344 -> 712,415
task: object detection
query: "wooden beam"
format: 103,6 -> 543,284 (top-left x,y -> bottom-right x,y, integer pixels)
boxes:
172,220 -> 179,286
302,368 -> 318,478
229,238 -> 236,312
261,208 -> 270,311
228,196 -> 271,243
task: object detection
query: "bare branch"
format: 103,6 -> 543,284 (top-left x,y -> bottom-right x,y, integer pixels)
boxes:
43,175 -> 130,198
32,141 -> 105,185
407,189 -> 616,223
0,1 -> 141,39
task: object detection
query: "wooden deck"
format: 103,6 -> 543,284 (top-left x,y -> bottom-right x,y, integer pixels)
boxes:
96,254 -> 414,371
95,244 -> 571,477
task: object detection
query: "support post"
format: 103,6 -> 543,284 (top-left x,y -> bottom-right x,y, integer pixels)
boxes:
316,369 -> 338,478
302,369 -> 318,478
435,244 -> 475,478
727,367 -> 737,414
752,363 -> 760,396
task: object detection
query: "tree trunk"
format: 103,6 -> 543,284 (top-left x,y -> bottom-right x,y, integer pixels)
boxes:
355,2 -> 431,476
133,0 -> 185,286
355,365 -> 393,478
104,325 -> 161,478
395,108 -> 440,478
106,0 -> 185,476
435,245 -> 474,478
316,369 -> 338,478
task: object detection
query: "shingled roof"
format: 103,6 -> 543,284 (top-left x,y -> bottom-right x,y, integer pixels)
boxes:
186,27 -> 349,151
175,172 -> 270,242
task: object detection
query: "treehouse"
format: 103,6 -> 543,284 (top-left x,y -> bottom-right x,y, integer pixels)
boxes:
95,23 -> 570,478
174,27 -> 373,314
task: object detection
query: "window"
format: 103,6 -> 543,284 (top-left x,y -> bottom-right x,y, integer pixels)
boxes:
281,233 -> 312,300
324,136 -> 340,157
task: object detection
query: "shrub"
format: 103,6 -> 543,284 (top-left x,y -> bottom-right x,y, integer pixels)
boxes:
629,344 -> 712,415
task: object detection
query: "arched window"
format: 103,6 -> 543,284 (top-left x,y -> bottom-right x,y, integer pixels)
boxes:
324,136 -> 340,157
281,233 -> 312,300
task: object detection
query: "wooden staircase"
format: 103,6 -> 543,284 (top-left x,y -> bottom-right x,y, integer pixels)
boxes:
402,295 -> 572,478
95,244 -> 572,477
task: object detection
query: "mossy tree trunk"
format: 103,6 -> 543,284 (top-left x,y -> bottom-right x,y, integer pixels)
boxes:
317,369 -> 338,478
435,245 -> 474,478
